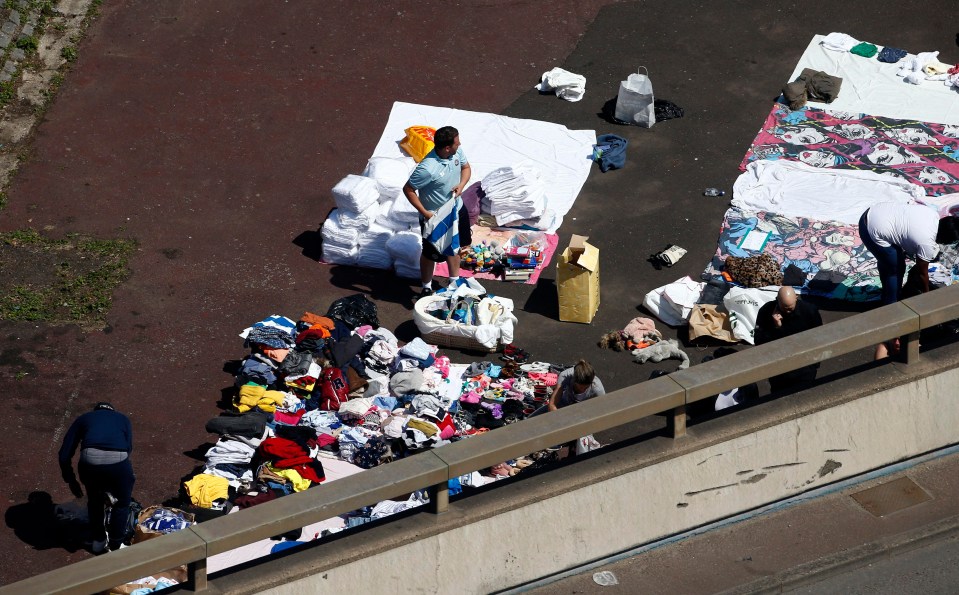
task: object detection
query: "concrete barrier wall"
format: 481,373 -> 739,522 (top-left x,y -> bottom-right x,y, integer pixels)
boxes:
218,362 -> 959,595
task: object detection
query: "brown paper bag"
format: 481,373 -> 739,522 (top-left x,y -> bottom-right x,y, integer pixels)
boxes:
687,304 -> 737,343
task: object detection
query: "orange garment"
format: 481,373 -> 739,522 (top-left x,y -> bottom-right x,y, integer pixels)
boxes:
300,312 -> 335,330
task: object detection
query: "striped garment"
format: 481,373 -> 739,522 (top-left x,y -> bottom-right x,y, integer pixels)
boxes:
422,196 -> 463,257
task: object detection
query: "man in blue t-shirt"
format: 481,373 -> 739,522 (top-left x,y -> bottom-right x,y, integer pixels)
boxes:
402,126 -> 472,297
59,402 -> 135,554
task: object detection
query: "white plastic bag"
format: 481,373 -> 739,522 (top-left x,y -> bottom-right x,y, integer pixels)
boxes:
614,67 -> 655,128
535,67 -> 586,102
575,434 -> 601,455
723,286 -> 779,345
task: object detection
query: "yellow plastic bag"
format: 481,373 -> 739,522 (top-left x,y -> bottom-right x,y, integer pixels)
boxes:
399,126 -> 436,162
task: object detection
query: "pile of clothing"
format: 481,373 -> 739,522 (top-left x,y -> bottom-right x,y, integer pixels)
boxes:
820,31 -> 958,89
179,296 -> 561,524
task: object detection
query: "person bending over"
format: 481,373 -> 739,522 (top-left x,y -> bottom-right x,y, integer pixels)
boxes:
858,203 -> 959,358
59,402 -> 135,554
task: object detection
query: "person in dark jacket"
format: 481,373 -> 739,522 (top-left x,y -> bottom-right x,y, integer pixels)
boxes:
58,402 -> 135,554
754,287 -> 823,392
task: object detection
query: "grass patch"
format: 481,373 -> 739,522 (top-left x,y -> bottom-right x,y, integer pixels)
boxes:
15,35 -> 38,53
0,229 -> 136,328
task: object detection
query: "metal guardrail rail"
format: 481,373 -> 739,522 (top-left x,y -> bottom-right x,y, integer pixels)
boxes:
5,286 -> 958,595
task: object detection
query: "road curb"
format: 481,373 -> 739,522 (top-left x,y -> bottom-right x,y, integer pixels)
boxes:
721,514 -> 959,594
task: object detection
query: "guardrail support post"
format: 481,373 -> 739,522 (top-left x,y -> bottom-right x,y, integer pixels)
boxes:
668,405 -> 687,438
188,558 -> 207,592
902,331 -> 920,364
428,483 -> 449,514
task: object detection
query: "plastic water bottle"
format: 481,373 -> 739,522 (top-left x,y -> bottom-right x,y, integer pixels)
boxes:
703,187 -> 725,197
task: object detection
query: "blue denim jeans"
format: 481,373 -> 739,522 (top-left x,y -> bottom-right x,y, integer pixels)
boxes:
859,210 -> 905,305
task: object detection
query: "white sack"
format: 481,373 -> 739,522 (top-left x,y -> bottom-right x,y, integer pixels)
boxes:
386,230 -> 422,263
723,286 -> 779,345
643,276 -> 705,327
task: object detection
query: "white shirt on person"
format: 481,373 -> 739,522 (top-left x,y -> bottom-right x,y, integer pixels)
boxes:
866,202 -> 940,261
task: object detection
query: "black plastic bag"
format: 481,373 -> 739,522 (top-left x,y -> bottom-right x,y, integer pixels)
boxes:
326,293 -> 379,330
653,99 -> 684,122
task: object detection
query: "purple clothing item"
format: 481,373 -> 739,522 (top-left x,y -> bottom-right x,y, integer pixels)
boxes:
461,181 -> 484,225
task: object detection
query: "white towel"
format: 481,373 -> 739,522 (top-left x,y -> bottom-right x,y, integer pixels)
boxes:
820,32 -> 859,52
321,215 -> 359,246
332,174 -> 380,213
364,157 -> 414,203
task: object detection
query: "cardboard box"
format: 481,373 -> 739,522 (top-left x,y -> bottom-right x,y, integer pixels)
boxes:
557,234 -> 600,323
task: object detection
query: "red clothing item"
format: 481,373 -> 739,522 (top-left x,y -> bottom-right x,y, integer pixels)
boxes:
259,437 -> 307,460
296,325 -> 331,343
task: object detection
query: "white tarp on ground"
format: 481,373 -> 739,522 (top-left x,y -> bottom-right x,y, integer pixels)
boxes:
789,34 -> 959,124
731,160 -> 926,224
368,101 -> 597,234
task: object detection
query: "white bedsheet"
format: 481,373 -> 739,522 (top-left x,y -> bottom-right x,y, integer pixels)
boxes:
732,160 -> 926,224
790,34 -> 959,125
369,102 -> 596,233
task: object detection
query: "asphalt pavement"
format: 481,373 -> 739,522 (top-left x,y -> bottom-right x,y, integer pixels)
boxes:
522,448 -> 959,594
1,0 -> 957,587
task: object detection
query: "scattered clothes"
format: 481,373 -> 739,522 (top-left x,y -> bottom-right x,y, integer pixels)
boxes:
183,474 -> 230,508
820,32 -> 859,52
877,47 -> 907,63
783,68 -> 843,109
849,42 -> 878,58
782,263 -> 807,287
896,51 -> 942,85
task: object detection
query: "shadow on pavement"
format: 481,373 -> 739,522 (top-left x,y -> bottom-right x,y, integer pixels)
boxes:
5,492 -> 87,552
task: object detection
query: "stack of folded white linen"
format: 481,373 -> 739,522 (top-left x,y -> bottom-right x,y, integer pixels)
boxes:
334,203 -> 378,229
386,230 -> 423,280
321,162 -> 429,276
364,157 -> 414,203
332,174 -> 380,213
322,174 -> 381,265
321,214 -> 360,265
380,193 -> 421,231
356,222 -> 394,269
480,163 -> 547,227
